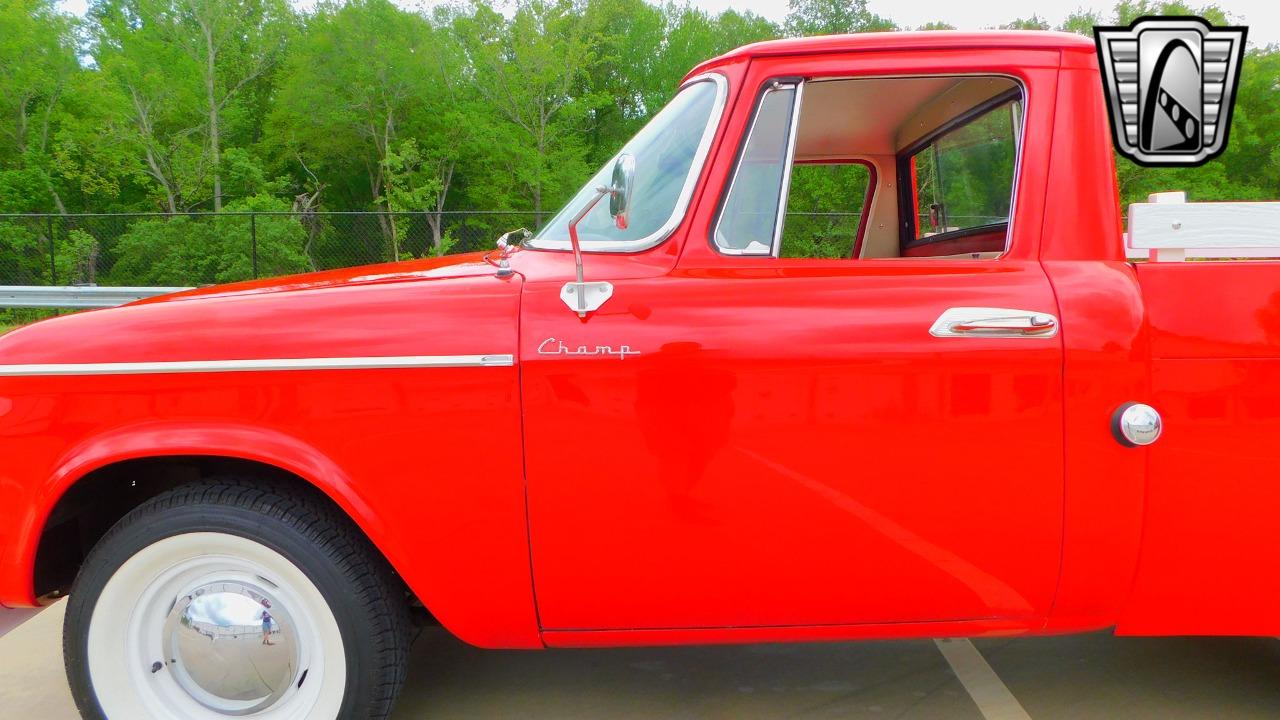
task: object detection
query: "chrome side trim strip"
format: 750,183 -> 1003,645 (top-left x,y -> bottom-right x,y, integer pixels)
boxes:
0,354 -> 515,377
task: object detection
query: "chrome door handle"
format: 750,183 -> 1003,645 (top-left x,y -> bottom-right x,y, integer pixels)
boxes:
930,307 -> 1059,338
951,315 -> 1056,335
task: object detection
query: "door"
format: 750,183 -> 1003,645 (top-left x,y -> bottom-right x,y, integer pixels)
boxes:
521,67 -> 1064,633
521,262 -> 1064,631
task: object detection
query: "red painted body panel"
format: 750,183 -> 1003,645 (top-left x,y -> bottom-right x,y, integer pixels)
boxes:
1,32 -> 1278,652
1117,263 -> 1280,635
0,256 -> 541,648
522,259 -> 1064,632
542,618 -> 1028,649
1035,61 -> 1149,633
1039,261 -> 1149,633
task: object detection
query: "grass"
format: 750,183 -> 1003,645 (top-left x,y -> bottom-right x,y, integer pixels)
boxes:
1,309 -> 62,334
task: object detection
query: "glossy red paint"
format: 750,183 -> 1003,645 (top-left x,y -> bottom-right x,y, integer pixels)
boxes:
1,31 -> 1278,654
1036,63 -> 1149,633
1117,263 -> 1280,636
523,257 -> 1064,632
542,618 -> 1029,649
0,256 -> 541,648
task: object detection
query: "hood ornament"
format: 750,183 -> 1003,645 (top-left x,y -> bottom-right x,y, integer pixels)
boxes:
490,228 -> 530,278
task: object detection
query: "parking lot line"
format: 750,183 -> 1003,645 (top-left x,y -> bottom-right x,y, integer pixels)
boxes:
936,638 -> 1032,720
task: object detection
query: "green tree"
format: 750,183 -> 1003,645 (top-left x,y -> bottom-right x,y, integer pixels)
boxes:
1002,16 -> 1051,30
1113,1 -> 1229,25
784,0 -> 895,37
577,3 -> 778,174
579,0 -> 665,164
381,138 -> 458,258
4,0 -> 1280,293
269,0 -> 436,232
91,0 -> 212,212
109,194 -> 307,285
89,0 -> 293,212
55,229 -> 102,284
0,0 -> 83,213
453,0 -> 601,221
142,0 -> 291,211
1059,10 -> 1104,36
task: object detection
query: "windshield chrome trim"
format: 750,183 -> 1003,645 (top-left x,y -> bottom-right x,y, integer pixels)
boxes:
525,72 -> 729,253
0,354 -> 515,376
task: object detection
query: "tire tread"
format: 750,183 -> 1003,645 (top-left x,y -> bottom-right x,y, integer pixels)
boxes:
64,477 -> 410,720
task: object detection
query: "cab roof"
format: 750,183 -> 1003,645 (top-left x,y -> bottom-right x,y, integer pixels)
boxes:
687,30 -> 1095,78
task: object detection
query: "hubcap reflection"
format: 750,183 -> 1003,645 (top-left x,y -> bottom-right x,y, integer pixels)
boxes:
162,579 -> 301,715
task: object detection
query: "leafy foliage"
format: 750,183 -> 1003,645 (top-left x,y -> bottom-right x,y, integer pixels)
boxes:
109,195 -> 308,285
784,0 -> 896,35
781,163 -> 873,259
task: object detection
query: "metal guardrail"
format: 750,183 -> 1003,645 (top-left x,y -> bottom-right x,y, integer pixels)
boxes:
0,286 -> 192,309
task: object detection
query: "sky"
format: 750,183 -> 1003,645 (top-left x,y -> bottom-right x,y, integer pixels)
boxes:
55,0 -> 1280,46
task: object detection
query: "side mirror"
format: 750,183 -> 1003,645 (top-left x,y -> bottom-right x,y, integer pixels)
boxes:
608,154 -> 636,230
562,156 -> 634,318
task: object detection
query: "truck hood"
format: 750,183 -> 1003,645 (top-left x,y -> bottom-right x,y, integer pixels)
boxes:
134,252 -> 500,306
0,253 -> 521,367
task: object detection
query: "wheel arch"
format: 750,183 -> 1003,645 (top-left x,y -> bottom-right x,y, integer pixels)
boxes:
17,414 -> 544,650
26,422 -> 403,609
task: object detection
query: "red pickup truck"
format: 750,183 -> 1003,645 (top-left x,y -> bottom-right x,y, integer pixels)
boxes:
1,30 -> 1276,720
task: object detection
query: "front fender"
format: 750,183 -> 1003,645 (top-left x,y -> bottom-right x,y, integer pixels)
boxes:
39,419 -> 381,566
50,420 -> 368,511
0,270 -> 540,648
4,405 -> 539,647
3,419 -> 368,605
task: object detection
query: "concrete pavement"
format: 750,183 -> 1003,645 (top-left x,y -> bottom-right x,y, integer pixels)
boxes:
2,600 -> 1278,719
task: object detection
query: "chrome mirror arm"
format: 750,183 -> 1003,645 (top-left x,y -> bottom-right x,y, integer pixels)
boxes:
562,185 -> 616,318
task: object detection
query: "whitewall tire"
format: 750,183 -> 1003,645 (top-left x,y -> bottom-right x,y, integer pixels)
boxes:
63,480 -> 410,720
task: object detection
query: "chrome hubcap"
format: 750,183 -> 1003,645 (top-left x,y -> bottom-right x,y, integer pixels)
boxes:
162,579 -> 301,715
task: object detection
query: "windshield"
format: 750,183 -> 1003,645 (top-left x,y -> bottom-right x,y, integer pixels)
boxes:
533,75 -> 725,250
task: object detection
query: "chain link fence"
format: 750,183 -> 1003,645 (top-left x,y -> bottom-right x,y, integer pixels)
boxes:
0,210 -> 883,289
0,211 -> 543,288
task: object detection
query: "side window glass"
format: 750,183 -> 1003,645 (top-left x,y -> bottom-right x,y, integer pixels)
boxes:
906,98 -> 1020,253
712,76 -> 1022,261
781,163 -> 874,259
713,83 -> 799,255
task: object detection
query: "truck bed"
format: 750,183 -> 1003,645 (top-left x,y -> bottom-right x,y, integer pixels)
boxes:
1119,261 -> 1280,635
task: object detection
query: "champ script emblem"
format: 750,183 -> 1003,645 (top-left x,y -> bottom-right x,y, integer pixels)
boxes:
537,337 -> 640,360
1094,16 -> 1246,166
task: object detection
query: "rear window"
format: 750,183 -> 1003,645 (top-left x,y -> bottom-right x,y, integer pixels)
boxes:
904,95 -> 1021,252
